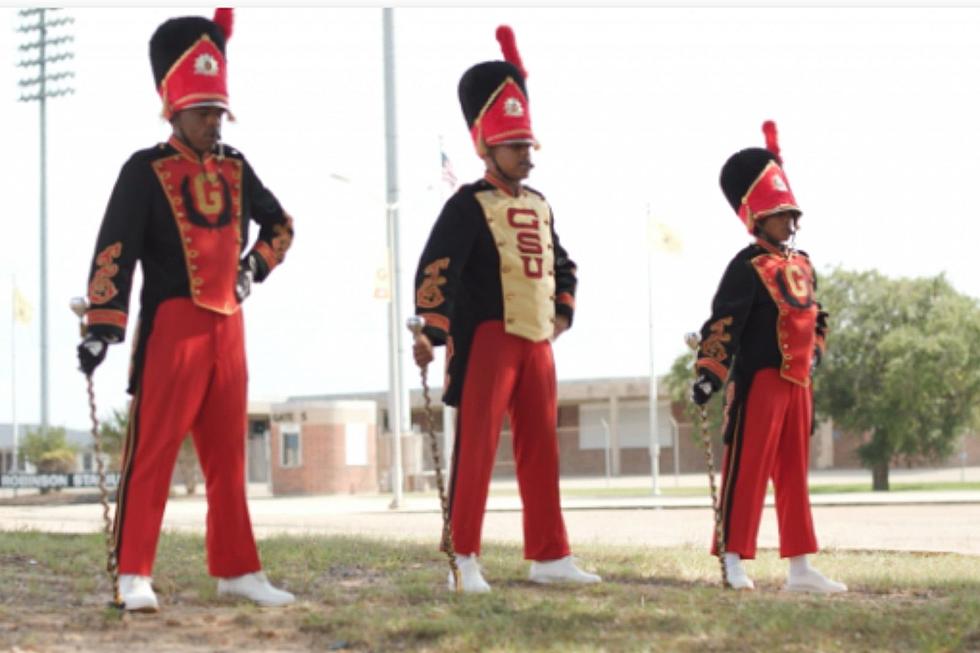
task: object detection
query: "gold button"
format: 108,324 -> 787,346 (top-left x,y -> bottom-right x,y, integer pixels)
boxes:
548,271 -> 554,276
549,295 -> 556,301
497,241 -> 506,247
782,344 -> 788,349
784,364 -> 790,370
502,266 -> 511,273
506,317 -> 515,324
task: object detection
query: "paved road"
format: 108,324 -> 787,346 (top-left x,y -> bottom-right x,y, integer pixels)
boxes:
2,489 -> 977,555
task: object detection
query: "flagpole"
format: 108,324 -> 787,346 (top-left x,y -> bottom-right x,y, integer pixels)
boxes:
10,275 -> 18,481
646,207 -> 661,496
438,135 -> 456,480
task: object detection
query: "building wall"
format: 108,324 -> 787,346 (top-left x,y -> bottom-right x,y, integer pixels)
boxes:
268,401 -> 378,496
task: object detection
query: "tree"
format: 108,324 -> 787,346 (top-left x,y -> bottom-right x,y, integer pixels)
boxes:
21,426 -> 78,493
97,406 -> 201,495
663,350 -> 725,439
814,269 -> 980,490
97,407 -> 128,468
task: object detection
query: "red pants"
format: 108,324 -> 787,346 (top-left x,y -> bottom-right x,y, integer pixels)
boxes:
450,321 -> 571,560
114,298 -> 261,577
716,368 -> 818,559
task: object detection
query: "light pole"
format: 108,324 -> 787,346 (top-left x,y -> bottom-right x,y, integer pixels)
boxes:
382,8 -> 405,508
16,8 -> 75,435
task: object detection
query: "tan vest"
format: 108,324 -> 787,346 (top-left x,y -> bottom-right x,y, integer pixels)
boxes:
475,189 -> 556,342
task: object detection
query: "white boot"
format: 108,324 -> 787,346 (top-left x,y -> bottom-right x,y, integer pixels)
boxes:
785,556 -> 847,594
448,554 -> 491,593
119,574 -> 159,612
529,556 -> 601,585
724,553 -> 754,590
217,571 -> 295,606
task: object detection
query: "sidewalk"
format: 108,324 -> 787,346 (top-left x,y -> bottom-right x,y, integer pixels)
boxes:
1,467 -> 977,556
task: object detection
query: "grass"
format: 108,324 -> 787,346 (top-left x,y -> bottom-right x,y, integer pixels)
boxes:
0,532 -> 978,652
513,481 -> 980,499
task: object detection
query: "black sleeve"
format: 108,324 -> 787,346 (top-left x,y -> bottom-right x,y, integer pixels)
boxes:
413,193 -> 481,346
695,254 -> 758,387
551,207 -> 578,326
243,158 -> 293,282
84,155 -> 151,343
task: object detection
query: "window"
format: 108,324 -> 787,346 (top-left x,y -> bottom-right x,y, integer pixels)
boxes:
279,423 -> 301,468
345,423 -> 368,466
578,399 -> 675,450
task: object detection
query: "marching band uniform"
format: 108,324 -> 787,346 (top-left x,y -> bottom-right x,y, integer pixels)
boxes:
413,26 -> 600,592
692,122 -> 846,593
77,9 -> 295,610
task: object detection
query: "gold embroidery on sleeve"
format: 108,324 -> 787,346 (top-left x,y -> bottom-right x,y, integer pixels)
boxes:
702,316 -> 734,363
88,242 -> 123,305
270,214 -> 294,263
417,257 -> 450,309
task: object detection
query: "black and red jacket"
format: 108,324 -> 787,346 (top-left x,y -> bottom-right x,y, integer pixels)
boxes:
84,136 -> 293,391
414,174 -> 577,406
695,238 -> 827,441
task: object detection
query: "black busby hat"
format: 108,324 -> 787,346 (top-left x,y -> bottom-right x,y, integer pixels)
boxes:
458,61 -> 528,129
458,26 -> 536,155
720,148 -> 778,213
719,121 -> 800,233
150,16 -> 227,89
149,10 -> 233,119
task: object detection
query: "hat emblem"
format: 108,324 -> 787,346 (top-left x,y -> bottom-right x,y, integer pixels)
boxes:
771,173 -> 788,192
503,97 -> 524,117
193,53 -> 220,77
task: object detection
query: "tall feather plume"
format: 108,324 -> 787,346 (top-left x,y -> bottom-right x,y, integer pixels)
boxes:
762,120 -> 782,164
213,8 -> 234,40
495,25 -> 527,78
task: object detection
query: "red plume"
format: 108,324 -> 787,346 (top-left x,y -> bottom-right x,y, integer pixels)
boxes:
213,8 -> 234,40
762,120 -> 782,164
495,25 -> 528,79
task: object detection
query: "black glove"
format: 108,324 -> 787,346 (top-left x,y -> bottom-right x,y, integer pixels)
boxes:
691,374 -> 716,406
77,334 -> 108,376
235,253 -> 258,303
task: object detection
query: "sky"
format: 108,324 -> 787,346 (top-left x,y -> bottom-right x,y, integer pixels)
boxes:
2,6 -> 980,431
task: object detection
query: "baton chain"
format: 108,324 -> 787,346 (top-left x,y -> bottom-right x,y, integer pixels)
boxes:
406,316 -> 462,592
71,297 -> 123,608
684,332 -> 729,589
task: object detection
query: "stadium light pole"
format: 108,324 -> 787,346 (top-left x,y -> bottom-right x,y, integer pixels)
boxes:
16,8 -> 75,435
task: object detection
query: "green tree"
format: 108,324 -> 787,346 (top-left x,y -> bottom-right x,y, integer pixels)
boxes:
663,350 -> 725,439
814,269 -> 980,490
97,406 -> 200,495
97,407 -> 129,468
21,426 -> 78,493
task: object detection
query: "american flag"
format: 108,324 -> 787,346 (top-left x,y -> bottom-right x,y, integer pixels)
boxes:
441,150 -> 458,190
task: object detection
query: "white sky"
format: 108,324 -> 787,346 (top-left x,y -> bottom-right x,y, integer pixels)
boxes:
2,6 -> 980,430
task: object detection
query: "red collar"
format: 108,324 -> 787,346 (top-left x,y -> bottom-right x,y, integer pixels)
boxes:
754,237 -> 790,257
484,171 -> 522,198
168,135 -> 215,164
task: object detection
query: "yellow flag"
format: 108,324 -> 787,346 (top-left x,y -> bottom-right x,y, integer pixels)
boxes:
13,287 -> 33,325
650,221 -> 683,254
